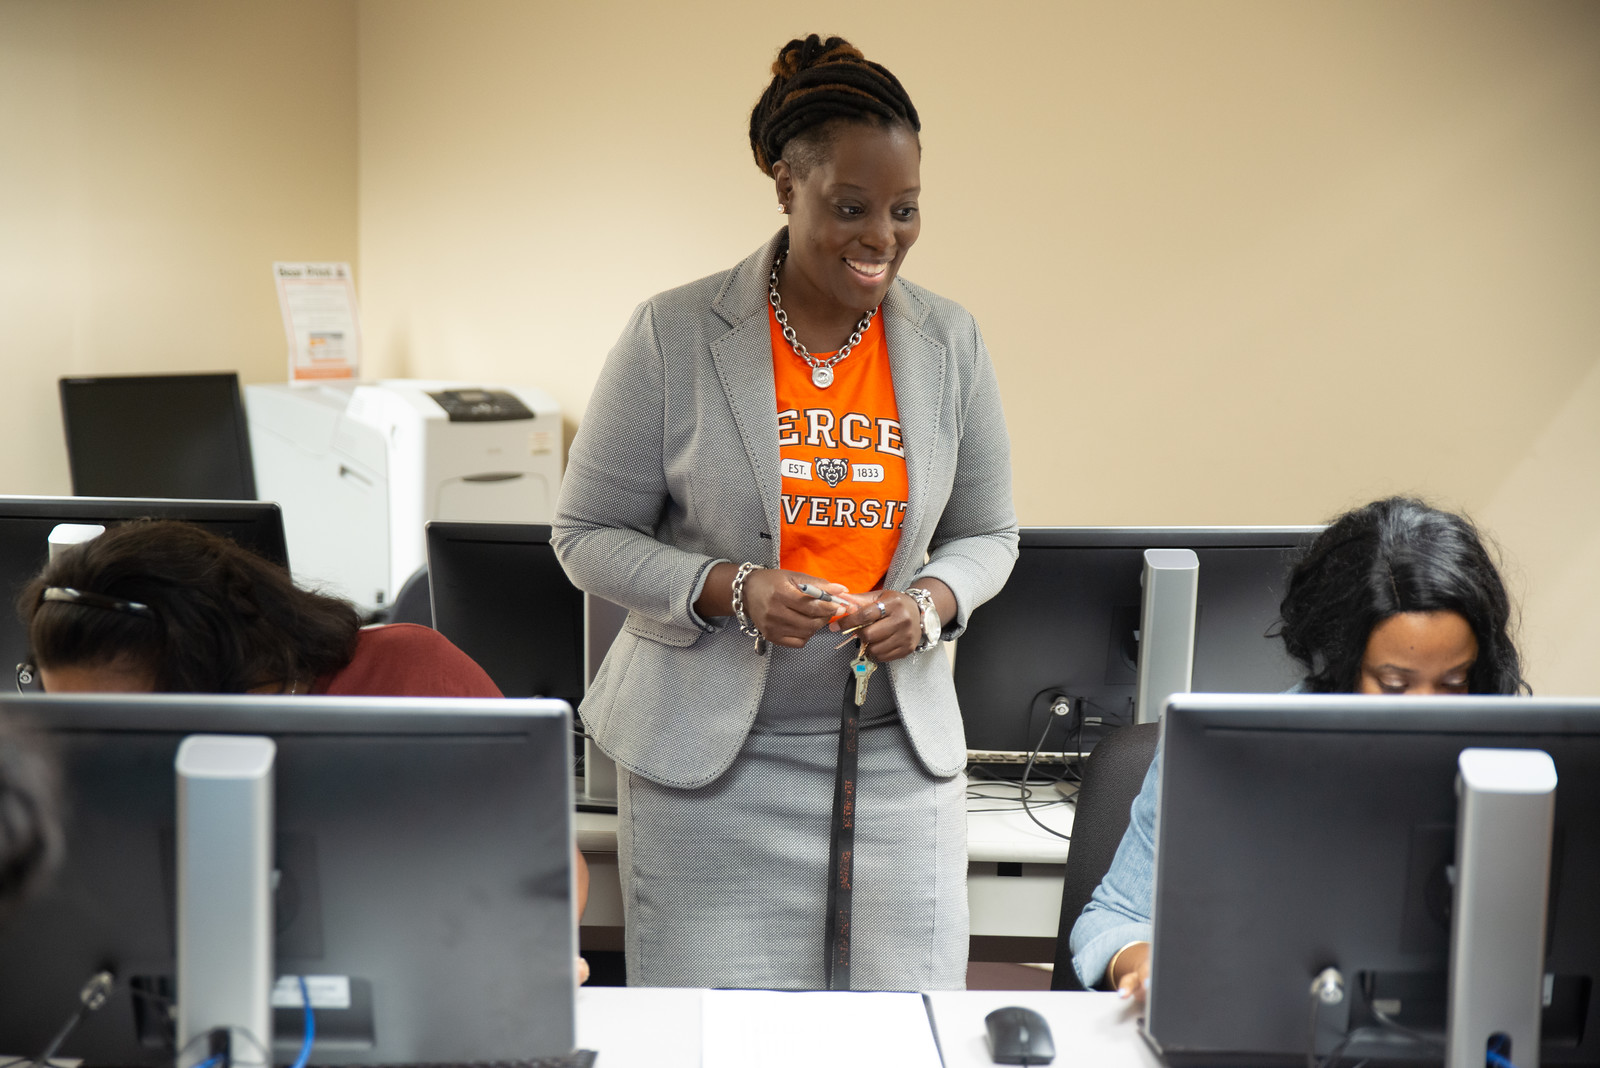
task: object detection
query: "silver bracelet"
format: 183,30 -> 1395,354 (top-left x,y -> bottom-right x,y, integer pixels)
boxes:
906,586 -> 940,653
730,562 -> 768,653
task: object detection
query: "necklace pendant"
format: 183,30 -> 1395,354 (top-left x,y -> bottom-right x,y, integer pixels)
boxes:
811,365 -> 834,389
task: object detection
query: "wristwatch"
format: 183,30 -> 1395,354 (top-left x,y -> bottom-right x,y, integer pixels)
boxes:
906,587 -> 941,653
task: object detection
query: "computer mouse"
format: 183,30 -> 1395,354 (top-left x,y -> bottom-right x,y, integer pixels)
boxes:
985,1004 -> 1055,1065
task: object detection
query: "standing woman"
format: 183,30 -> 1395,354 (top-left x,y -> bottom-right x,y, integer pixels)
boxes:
553,35 -> 1017,990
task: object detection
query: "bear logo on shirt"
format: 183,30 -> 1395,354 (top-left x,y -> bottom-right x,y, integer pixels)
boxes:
816,457 -> 849,488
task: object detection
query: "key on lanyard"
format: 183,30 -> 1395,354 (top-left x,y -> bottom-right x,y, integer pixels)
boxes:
850,642 -> 876,707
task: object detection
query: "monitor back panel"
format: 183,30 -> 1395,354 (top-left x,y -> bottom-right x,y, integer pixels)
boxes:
425,521 -> 585,705
0,497 -> 288,679
1148,694 -> 1600,1066
953,527 -> 1321,754
60,373 -> 257,500
0,694 -> 577,1065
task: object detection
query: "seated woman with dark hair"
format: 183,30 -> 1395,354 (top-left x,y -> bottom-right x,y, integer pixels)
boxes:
16,519 -> 590,947
19,519 -> 497,697
1070,496 -> 1527,997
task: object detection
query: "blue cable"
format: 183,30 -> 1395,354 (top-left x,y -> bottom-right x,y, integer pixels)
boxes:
288,976 -> 315,1068
192,1057 -> 224,1068
1486,1033 -> 1519,1068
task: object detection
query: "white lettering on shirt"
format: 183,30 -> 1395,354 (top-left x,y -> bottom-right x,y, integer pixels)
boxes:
840,412 -> 873,449
805,409 -> 838,448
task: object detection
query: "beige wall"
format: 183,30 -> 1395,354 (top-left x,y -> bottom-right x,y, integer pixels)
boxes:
3,1 -> 1596,691
357,0 -> 1600,692
0,0 -> 358,494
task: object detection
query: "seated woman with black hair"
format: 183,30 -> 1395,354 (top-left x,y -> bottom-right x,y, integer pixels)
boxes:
20,519 -> 498,697
1070,496 -> 1527,997
16,519 -> 590,934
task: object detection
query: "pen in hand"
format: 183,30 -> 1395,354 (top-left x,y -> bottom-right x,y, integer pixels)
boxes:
796,582 -> 840,604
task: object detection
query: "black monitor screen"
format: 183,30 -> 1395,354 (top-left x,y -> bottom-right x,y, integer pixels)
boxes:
425,522 -> 585,705
60,373 -> 257,500
1149,694 -> 1600,1066
0,496 -> 289,681
0,692 -> 577,1065
953,527 -> 1322,756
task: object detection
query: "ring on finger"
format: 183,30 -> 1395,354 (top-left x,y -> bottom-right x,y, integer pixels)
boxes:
876,600 -> 887,618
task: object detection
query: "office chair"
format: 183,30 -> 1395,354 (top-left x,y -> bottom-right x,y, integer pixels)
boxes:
1050,721 -> 1161,990
386,565 -> 434,627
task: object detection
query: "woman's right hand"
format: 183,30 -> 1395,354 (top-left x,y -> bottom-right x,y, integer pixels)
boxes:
742,568 -> 849,647
1109,941 -> 1152,1002
698,563 -> 847,648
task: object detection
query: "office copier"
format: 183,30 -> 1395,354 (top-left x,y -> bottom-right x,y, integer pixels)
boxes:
246,380 -> 561,613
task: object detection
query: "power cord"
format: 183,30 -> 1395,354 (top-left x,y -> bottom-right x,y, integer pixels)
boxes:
964,775 -> 1073,813
12,970 -> 117,1068
123,974 -> 312,1068
1367,1004 -> 1445,1052
1017,700 -> 1075,841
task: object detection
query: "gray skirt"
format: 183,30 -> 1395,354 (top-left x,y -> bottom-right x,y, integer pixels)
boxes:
615,635 -> 969,990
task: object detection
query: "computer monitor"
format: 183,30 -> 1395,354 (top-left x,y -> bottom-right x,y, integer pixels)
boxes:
60,373 -> 257,500
425,521 -> 625,706
952,526 -> 1322,760
1147,693 -> 1600,1066
0,496 -> 290,681
0,692 -> 578,1065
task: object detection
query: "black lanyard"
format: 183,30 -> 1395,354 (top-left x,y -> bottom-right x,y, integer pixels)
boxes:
824,672 -> 860,991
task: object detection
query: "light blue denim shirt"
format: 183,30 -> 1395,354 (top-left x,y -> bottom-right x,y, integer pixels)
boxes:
1069,683 -> 1308,987
1068,742 -> 1162,988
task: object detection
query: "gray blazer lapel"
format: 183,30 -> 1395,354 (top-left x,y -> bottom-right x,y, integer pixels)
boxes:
883,280 -> 947,585
709,232 -> 788,555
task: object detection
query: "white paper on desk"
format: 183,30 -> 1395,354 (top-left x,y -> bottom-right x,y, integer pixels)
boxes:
273,261 -> 361,382
702,990 -> 942,1068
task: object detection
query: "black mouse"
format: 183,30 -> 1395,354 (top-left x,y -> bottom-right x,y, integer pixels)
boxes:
985,1004 -> 1055,1065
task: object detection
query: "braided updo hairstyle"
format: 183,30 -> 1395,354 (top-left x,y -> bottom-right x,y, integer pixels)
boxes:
749,34 -> 920,178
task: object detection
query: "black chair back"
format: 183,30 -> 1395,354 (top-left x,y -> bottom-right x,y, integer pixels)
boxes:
387,565 -> 434,627
1051,721 -> 1161,989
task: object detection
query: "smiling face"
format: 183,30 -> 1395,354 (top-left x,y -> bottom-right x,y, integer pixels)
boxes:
772,120 -> 921,332
1356,610 -> 1479,695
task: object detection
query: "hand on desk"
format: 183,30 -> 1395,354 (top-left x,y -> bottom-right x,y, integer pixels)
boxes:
1110,941 -> 1151,1003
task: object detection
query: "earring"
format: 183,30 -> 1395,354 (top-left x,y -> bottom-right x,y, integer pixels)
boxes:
778,203 -> 788,214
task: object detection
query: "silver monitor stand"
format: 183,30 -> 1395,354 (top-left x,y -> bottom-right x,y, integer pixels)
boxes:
1447,747 -> 1556,1068
1133,548 -> 1198,724
176,735 -> 276,1068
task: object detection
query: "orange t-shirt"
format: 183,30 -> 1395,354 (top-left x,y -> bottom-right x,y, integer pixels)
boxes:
771,306 -> 909,595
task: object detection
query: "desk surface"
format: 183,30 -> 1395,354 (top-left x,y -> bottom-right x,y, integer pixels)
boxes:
575,987 -> 1158,1068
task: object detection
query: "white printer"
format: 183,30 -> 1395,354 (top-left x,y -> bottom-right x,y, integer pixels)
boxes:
245,380 -> 562,612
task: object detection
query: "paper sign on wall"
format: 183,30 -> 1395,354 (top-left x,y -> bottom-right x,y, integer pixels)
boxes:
274,262 -> 362,382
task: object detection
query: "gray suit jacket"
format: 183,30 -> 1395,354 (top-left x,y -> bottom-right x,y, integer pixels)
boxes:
553,230 -> 1018,789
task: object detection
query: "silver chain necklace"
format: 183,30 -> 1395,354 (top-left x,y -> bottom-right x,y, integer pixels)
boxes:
768,250 -> 877,389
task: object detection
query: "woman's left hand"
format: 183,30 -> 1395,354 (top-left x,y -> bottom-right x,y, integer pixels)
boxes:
830,588 -> 921,664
